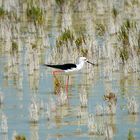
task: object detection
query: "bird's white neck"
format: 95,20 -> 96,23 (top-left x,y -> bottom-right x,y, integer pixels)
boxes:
76,61 -> 85,71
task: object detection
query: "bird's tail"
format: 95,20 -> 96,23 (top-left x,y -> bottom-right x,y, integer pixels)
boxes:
42,64 -> 48,67
42,64 -> 54,68
42,64 -> 62,69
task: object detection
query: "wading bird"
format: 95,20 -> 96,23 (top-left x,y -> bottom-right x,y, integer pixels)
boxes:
43,57 -> 95,95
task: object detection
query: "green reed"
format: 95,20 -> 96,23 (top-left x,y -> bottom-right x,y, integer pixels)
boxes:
26,6 -> 45,25
11,41 -> 18,54
0,7 -> 5,18
56,28 -> 74,48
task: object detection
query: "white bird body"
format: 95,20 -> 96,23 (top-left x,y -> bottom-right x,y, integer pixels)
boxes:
65,57 -> 86,73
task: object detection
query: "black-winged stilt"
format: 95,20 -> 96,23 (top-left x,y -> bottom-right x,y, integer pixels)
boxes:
43,57 -> 95,94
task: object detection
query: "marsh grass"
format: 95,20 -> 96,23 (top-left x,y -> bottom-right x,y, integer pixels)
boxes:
95,23 -> 106,36
117,19 -> 137,63
0,0 -> 140,139
118,19 -> 137,45
56,28 -> 74,48
80,48 -> 88,57
111,7 -> 118,20
75,35 -> 86,47
11,41 -> 18,54
127,96 -> 139,114
26,6 -> 45,25
0,7 -> 5,18
29,99 -> 39,123
55,0 -> 65,6
56,28 -> 89,57
55,0 -> 70,12
137,31 -> 140,55
75,34 -> 88,56
119,47 -> 129,63
31,43 -> 38,50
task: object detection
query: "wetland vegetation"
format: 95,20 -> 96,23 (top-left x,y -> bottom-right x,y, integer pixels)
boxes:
0,0 -> 140,139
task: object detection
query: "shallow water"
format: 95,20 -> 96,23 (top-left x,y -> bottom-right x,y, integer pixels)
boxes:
0,51 -> 140,140
0,1 -> 140,139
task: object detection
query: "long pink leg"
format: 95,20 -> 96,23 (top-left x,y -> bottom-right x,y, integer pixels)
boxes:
66,75 -> 69,97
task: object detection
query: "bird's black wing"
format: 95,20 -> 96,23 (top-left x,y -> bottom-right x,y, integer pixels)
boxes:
43,63 -> 76,70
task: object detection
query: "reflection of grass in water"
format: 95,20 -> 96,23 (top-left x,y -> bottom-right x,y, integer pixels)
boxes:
15,135 -> 26,140
54,76 -> 63,94
128,114 -> 138,122
120,78 -> 127,95
128,130 -> 135,140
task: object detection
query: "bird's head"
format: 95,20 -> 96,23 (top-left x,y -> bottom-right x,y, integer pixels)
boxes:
79,57 -> 87,63
78,57 -> 95,65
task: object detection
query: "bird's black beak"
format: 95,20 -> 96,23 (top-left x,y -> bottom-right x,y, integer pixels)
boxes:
86,60 -> 95,65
